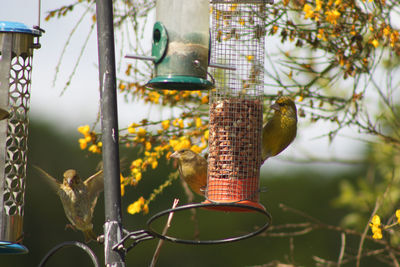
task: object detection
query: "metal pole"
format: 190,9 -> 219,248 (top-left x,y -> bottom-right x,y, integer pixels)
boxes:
95,0 -> 125,266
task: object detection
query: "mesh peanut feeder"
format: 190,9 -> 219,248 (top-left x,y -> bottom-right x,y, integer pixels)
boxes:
0,21 -> 41,254
204,0 -> 267,211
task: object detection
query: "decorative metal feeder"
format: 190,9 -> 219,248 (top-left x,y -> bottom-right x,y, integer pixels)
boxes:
0,21 -> 42,254
126,0 -> 215,91
203,0 -> 268,212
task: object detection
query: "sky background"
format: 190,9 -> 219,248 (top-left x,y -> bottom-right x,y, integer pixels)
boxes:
0,1 -> 368,173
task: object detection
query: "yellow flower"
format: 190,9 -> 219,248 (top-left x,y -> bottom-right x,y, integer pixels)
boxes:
370,215 -> 383,239
246,55 -> 254,62
137,127 -> 147,137
145,141 -> 152,151
204,130 -> 209,140
383,26 -> 391,36
201,95 -> 209,104
151,160 -> 158,169
303,4 -> 314,20
148,91 -> 160,104
128,122 -> 140,134
239,18 -> 245,26
317,29 -> 327,41
88,143 -> 102,154
315,0 -> 322,11
132,158 -> 143,168
372,229 -> 383,239
127,197 -> 146,215
128,126 -> 136,134
272,25 -> 279,35
216,10 -> 221,20
161,120 -> 170,130
119,83 -> 126,91
172,118 -> 184,129
170,136 -> 191,151
190,145 -> 204,154
195,117 -> 202,128
85,135 -> 92,142
120,174 -> 125,196
142,203 -> 149,214
396,209 -> 400,224
134,172 -> 142,183
325,9 -> 341,25
78,125 -> 90,136
390,31 -> 399,47
371,39 -> 379,48
334,0 -> 341,5
371,215 -> 381,226
79,138 -> 88,150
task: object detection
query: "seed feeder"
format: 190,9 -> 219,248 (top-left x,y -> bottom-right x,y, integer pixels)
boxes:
126,0 -> 233,91
0,21 -> 42,254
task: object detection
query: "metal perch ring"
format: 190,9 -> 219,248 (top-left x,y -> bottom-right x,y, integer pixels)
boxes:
146,202 -> 271,245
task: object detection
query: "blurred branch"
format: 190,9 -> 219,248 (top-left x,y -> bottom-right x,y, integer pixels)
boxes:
277,156 -> 365,165
260,203 -> 400,266
150,198 -> 179,267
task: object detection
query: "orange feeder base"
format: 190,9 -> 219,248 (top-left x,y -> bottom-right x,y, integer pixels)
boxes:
202,178 -> 265,212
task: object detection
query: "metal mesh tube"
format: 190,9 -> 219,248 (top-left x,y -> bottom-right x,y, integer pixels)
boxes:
207,0 -> 265,203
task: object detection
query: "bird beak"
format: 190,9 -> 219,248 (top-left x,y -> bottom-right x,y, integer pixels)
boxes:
67,178 -> 73,186
270,103 -> 280,111
170,151 -> 178,159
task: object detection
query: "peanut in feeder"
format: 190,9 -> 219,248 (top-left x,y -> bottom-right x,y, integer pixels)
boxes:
0,21 -> 42,254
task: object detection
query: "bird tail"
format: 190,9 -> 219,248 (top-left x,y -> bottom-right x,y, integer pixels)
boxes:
83,229 -> 98,243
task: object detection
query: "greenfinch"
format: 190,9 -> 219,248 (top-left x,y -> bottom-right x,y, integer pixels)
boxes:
261,96 -> 297,163
33,166 -> 103,243
170,149 -> 207,196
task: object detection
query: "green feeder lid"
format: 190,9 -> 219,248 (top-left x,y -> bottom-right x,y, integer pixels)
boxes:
146,76 -> 214,91
0,241 -> 28,254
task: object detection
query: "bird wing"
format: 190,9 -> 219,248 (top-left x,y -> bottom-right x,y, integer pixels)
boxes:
84,170 -> 104,200
32,165 -> 61,193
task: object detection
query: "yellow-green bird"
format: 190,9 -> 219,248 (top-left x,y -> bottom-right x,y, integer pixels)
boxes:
261,96 -> 298,163
170,149 -> 207,196
33,166 -> 103,243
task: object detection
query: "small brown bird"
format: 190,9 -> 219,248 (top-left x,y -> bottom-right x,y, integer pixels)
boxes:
261,96 -> 297,163
33,166 -> 104,242
170,149 -> 207,196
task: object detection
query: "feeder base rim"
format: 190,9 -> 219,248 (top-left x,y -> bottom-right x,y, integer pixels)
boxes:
202,200 -> 265,212
0,241 -> 28,254
146,75 -> 213,90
